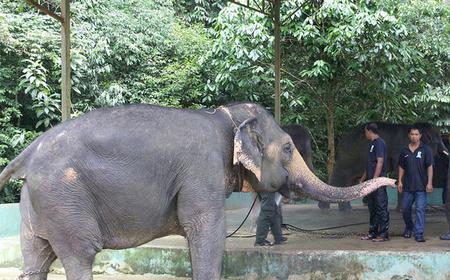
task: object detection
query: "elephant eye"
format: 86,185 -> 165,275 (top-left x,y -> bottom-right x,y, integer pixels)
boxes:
283,144 -> 292,155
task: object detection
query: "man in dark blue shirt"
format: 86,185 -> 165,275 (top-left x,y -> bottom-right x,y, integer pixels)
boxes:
360,123 -> 390,242
398,125 -> 434,242
440,132 -> 450,240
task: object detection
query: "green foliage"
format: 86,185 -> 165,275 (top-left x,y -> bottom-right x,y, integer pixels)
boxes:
203,5 -> 276,106
206,0 -> 449,179
0,0 -> 215,202
173,0 -> 226,26
0,0 -> 448,201
19,59 -> 61,128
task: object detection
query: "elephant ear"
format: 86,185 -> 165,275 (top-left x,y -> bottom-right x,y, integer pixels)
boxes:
233,118 -> 264,181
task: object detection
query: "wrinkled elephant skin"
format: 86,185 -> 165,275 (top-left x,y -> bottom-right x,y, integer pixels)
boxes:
0,103 -> 394,280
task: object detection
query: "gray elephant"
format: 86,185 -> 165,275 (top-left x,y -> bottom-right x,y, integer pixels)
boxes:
245,124 -> 315,233
325,122 -> 448,210
283,124 -> 314,172
0,103 -> 393,280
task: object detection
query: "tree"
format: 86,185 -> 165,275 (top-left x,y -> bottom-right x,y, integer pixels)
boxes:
206,0 -> 449,179
0,0 -> 216,202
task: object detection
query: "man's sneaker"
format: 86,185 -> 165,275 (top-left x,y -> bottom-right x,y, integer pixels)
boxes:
361,235 -> 376,240
274,236 -> 288,245
440,233 -> 450,240
372,236 -> 389,242
254,240 -> 273,247
403,231 -> 412,238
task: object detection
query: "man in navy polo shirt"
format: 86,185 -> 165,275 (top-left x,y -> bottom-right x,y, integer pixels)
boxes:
398,125 -> 434,242
360,123 -> 390,242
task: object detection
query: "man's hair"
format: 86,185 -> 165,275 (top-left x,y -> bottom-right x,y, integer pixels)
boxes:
408,125 -> 422,134
365,122 -> 378,134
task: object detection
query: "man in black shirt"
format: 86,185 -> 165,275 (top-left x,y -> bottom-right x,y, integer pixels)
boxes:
360,123 -> 390,242
440,132 -> 450,240
398,126 -> 434,242
254,192 -> 286,246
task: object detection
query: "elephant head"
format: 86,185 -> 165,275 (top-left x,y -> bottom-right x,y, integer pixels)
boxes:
228,103 -> 395,202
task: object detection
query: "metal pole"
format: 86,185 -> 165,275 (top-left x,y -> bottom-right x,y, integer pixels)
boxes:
273,0 -> 281,124
61,0 -> 71,121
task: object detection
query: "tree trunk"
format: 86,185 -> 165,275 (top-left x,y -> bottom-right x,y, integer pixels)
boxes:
326,90 -> 335,182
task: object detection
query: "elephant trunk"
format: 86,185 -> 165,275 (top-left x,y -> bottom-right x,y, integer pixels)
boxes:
289,150 -> 395,202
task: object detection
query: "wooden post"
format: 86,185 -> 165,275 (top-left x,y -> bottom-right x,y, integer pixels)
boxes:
61,0 -> 71,121
273,0 -> 281,124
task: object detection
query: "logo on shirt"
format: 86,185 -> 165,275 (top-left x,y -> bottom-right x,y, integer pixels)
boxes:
416,151 -> 422,159
404,155 -> 408,158
370,145 -> 374,152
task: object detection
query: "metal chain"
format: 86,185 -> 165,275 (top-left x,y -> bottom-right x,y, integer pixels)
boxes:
17,270 -> 50,280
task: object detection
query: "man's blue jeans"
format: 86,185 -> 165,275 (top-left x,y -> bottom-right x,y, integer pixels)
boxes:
402,191 -> 427,238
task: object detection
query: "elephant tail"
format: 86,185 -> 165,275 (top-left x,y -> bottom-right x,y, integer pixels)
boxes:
0,154 -> 27,192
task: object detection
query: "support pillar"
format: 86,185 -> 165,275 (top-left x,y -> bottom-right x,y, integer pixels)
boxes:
61,0 -> 71,121
273,0 -> 281,124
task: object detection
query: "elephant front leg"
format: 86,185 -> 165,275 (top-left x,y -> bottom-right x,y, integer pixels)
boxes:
178,191 -> 226,280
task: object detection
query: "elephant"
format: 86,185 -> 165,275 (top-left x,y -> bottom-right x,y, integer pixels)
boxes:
283,124 -> 314,172
438,135 -> 450,202
0,103 -> 394,280
322,122 -> 448,211
246,124 -> 315,232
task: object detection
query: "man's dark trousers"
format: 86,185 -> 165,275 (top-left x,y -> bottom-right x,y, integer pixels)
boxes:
255,192 -> 283,244
367,186 -> 389,238
446,153 -> 450,229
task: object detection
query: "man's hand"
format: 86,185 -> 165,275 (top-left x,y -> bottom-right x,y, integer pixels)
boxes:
426,184 -> 433,193
397,182 -> 403,193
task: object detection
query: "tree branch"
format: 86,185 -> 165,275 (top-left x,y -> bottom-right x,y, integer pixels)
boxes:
26,0 -> 63,23
227,1 -> 272,17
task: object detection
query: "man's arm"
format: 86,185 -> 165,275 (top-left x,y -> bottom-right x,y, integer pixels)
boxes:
359,171 -> 367,183
426,165 -> 433,193
373,157 -> 384,179
425,146 -> 434,193
398,166 -> 405,193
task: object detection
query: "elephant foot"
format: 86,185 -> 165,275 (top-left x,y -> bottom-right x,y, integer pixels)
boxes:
318,201 -> 330,209
338,202 -> 352,211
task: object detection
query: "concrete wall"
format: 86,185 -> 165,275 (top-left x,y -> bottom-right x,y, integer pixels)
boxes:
1,239 -> 450,280
0,204 -> 20,238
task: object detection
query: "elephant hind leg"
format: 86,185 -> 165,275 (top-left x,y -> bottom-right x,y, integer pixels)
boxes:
46,223 -> 100,280
20,222 -> 57,280
48,233 -> 97,280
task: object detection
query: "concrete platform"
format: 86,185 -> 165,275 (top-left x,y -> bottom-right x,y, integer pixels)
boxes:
1,204 -> 450,279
